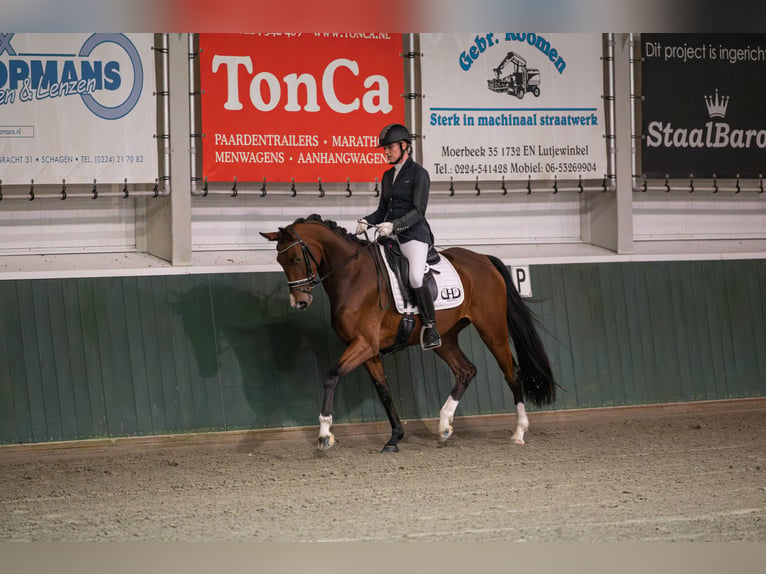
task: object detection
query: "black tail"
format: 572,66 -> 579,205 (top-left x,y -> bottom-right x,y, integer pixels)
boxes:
487,255 -> 556,407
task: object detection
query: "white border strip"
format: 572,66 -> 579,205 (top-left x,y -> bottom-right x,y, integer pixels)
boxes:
0,239 -> 764,280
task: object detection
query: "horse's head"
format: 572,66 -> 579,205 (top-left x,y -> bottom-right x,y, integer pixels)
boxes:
260,224 -> 322,310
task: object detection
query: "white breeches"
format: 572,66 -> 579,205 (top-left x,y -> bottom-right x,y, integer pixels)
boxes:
397,238 -> 429,288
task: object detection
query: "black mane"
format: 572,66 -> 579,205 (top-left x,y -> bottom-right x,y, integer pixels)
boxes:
292,214 -> 368,246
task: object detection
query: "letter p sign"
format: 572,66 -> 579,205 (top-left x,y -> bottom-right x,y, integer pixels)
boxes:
512,265 -> 532,298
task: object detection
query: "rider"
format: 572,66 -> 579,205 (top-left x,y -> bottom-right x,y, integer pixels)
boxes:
355,123 -> 441,350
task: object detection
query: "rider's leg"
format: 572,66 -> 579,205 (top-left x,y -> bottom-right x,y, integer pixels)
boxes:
399,239 -> 441,350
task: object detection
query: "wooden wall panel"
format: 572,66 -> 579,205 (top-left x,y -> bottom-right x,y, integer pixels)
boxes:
1,259 -> 765,444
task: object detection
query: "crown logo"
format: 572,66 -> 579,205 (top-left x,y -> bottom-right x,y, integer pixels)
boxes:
704,89 -> 729,119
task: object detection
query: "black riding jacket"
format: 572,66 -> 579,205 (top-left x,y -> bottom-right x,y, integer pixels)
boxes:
364,157 -> 433,244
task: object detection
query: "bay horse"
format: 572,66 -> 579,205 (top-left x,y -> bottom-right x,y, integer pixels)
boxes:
260,214 -> 556,453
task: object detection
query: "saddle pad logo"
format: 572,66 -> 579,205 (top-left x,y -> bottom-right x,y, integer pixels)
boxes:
378,244 -> 465,314
440,287 -> 462,300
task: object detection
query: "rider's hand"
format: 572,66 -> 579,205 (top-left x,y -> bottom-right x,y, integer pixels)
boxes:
355,219 -> 369,235
377,222 -> 394,237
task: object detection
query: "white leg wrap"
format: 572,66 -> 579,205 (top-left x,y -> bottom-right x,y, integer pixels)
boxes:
511,402 -> 529,445
438,396 -> 459,440
318,414 -> 333,437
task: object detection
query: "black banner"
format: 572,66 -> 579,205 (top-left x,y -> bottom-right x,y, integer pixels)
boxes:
641,34 -> 766,179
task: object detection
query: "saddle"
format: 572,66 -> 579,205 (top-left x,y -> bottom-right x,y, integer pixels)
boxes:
377,236 -> 440,305
376,238 -> 464,355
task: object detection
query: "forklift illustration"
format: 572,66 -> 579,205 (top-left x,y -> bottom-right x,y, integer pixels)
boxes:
487,51 -> 541,99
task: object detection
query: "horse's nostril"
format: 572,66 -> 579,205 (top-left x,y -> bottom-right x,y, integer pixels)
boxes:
297,301 -> 307,310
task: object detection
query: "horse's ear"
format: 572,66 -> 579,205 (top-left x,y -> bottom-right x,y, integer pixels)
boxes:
260,231 -> 279,242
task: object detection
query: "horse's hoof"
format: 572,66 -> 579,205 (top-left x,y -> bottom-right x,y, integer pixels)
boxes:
381,444 -> 399,453
318,435 -> 335,450
512,436 -> 525,445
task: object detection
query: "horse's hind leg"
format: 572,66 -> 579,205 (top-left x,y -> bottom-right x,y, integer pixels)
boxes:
508,379 -> 529,445
473,321 -> 528,444
497,355 -> 529,444
364,356 -> 404,453
434,328 -> 477,441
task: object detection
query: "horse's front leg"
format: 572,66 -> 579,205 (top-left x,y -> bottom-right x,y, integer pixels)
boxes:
317,337 -> 376,451
364,356 -> 404,453
318,368 -> 340,450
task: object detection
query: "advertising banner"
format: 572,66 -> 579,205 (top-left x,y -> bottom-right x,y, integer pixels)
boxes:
199,33 -> 406,183
420,33 -> 606,182
0,33 -> 158,185
641,33 -> 766,179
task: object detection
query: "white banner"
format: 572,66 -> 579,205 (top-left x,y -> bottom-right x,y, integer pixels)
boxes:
0,33 -> 158,185
421,33 -> 607,182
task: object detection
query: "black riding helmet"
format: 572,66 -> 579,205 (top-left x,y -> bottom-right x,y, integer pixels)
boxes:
378,124 -> 411,164
378,123 -> 411,147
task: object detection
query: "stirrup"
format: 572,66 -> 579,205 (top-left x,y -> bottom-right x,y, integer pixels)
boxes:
420,325 -> 442,350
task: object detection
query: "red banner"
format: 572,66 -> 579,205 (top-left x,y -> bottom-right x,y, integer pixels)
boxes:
199,33 -> 406,183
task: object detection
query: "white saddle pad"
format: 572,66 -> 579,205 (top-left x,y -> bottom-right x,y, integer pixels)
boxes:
377,245 -> 465,314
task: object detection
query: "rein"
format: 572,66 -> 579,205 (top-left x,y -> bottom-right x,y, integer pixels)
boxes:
279,227 -> 369,292
280,226 -> 390,310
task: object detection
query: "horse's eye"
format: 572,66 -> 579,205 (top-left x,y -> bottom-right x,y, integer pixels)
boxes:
295,257 -> 302,263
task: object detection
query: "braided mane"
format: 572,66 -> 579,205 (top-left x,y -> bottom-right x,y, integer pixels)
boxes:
292,214 -> 368,246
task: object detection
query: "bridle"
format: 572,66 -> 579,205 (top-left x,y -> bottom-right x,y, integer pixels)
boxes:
277,226 -> 367,294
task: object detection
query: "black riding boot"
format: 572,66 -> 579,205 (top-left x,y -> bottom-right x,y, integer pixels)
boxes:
413,286 -> 441,350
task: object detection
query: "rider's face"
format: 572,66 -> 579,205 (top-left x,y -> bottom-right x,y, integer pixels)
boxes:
383,142 -> 404,164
